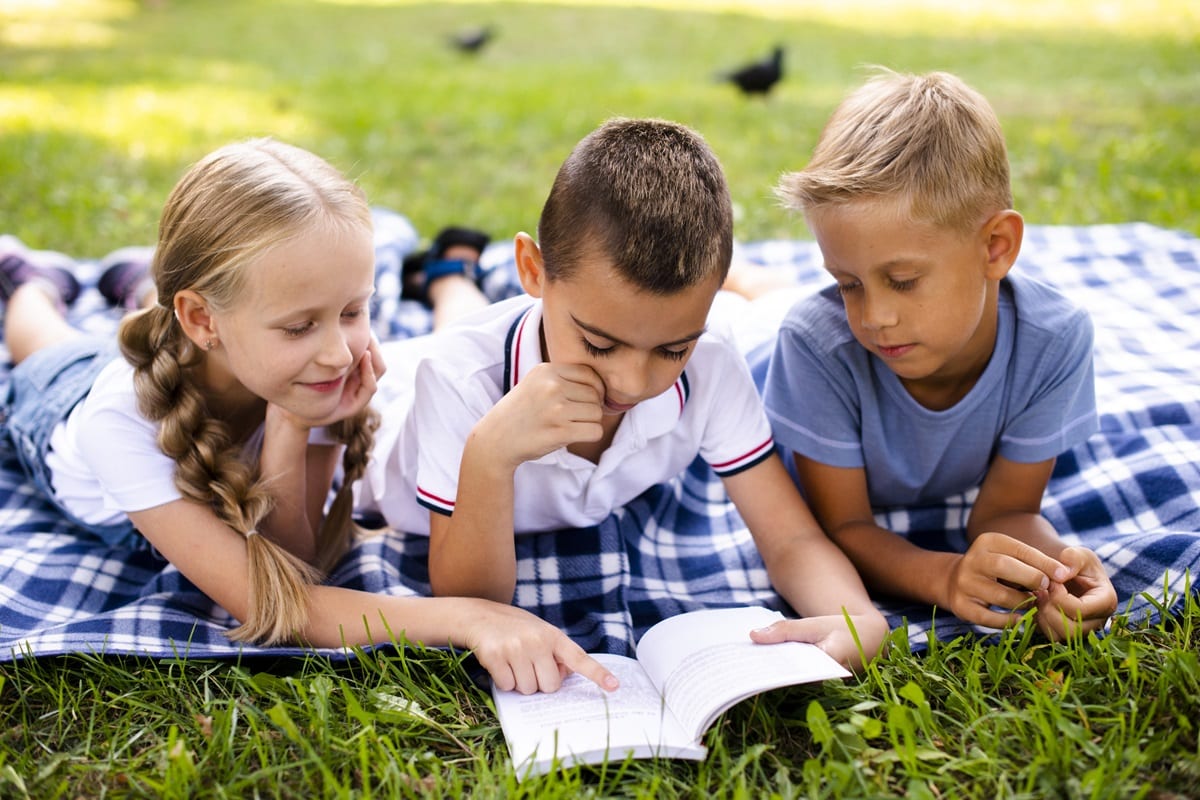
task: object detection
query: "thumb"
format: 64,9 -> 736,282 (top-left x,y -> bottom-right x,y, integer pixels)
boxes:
749,621 -> 792,645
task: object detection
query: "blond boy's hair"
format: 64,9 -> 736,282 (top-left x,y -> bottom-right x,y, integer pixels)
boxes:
777,69 -> 1012,232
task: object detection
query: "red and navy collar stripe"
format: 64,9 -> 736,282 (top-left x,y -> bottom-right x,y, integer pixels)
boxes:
674,371 -> 691,416
501,306 -> 533,394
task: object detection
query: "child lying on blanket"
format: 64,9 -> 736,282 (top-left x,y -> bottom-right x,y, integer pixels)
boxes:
757,69 -> 1117,640
356,117 -> 890,672
0,137 -> 617,695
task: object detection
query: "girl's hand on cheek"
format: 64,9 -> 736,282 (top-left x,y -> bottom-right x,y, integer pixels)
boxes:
311,347 -> 382,428
335,346 -> 382,418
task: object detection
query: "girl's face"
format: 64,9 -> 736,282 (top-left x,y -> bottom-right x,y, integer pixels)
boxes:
207,221 -> 376,423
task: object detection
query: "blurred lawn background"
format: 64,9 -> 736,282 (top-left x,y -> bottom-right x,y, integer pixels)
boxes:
1,0 -> 1197,261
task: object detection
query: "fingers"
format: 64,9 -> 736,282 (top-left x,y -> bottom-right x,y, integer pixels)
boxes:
470,607 -> 618,695
344,349 -> 378,404
556,643 -> 620,692
367,335 -> 387,379
968,606 -> 1026,631
488,648 -> 617,695
747,615 -> 889,673
974,531 -> 1072,589
1036,586 -> 1108,641
489,364 -> 607,461
952,538 -> 1115,639
553,363 -> 606,399
489,663 -> 519,694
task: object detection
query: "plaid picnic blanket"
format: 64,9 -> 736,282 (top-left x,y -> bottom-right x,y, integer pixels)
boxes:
2,213 -> 1198,661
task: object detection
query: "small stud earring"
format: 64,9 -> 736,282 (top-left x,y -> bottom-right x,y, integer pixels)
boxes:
204,339 -> 216,351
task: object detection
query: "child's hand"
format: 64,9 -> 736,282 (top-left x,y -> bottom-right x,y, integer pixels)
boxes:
461,602 -> 620,694
1033,546 -> 1117,641
478,363 -> 605,467
943,531 -> 1072,629
749,611 -> 890,673
326,337 -> 385,423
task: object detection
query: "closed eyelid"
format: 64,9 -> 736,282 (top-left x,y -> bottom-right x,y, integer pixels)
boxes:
575,317 -> 705,351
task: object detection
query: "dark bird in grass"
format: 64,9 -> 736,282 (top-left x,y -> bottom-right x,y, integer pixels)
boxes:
449,25 -> 495,55
719,46 -> 784,97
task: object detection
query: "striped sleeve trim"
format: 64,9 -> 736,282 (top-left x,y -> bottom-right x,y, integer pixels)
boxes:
416,486 -> 455,517
709,436 -> 774,477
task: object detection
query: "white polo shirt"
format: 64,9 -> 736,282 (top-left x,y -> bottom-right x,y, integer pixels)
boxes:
358,295 -> 775,535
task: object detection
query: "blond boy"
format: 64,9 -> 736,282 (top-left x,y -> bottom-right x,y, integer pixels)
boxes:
763,71 -> 1117,639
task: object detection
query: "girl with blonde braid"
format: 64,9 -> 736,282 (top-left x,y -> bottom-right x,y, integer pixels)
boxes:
0,138 -> 617,695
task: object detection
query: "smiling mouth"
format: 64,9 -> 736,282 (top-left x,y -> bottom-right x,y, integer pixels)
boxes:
876,343 -> 916,359
304,376 -> 346,393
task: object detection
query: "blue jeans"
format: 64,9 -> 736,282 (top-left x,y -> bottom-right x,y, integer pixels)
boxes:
1,337 -> 137,546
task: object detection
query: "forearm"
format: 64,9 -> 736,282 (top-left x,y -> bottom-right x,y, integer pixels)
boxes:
427,433 -> 518,602
301,588 -> 487,649
766,533 -> 880,619
258,419 -> 320,562
830,521 -> 960,608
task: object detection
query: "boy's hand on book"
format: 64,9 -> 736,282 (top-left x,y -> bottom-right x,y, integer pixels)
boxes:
749,611 -> 888,673
1032,546 -> 1117,641
943,531 -> 1072,630
465,603 -> 620,695
481,363 -> 604,466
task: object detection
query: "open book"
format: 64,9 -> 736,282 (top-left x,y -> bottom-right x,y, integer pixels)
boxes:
492,606 -> 851,779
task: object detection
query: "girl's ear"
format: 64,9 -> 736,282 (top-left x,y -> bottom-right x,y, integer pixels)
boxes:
173,290 -> 219,351
514,232 -> 547,298
983,209 -> 1024,281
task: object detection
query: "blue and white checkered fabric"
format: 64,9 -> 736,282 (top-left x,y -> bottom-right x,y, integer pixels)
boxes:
2,217 -> 1198,661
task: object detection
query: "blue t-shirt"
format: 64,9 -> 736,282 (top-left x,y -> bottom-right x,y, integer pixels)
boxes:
761,273 -> 1098,508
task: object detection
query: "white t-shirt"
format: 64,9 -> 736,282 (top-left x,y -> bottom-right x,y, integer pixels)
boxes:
46,357 -> 327,526
357,295 -> 776,535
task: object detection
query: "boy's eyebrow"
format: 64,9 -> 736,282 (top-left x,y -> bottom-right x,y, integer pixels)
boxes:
571,315 -> 707,347
826,257 -> 925,275
875,257 -> 926,271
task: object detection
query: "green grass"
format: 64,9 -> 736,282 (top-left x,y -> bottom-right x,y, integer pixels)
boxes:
3,594 -> 1198,797
2,1 -> 1199,796
1,0 -> 1197,258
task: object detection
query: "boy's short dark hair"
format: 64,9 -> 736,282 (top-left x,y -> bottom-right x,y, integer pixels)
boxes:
777,69 -> 1013,233
537,117 -> 733,294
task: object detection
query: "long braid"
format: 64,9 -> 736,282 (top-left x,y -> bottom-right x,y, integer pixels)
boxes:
316,406 -> 380,573
118,305 -> 320,644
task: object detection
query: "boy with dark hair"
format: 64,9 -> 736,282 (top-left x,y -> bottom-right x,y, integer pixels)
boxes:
360,117 -> 889,671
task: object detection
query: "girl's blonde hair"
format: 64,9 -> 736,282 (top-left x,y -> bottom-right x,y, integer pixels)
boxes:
117,138 -> 378,644
777,69 -> 1012,233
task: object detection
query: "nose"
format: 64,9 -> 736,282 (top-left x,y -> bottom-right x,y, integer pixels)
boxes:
603,350 -> 653,403
316,326 -> 355,371
860,289 -> 898,331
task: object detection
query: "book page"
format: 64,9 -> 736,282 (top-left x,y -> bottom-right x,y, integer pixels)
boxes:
492,653 -> 704,778
636,607 -> 851,739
